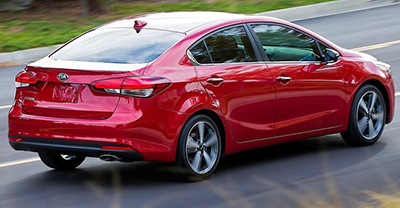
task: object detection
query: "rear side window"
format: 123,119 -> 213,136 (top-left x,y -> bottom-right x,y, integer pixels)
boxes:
51,28 -> 184,64
251,24 -> 320,62
190,26 -> 257,64
190,41 -> 212,64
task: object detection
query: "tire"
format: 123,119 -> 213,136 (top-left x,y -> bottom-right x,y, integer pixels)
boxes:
38,152 -> 85,171
173,114 -> 222,182
341,84 -> 386,146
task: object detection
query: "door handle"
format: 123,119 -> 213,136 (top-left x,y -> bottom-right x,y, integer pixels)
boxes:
276,76 -> 292,82
206,77 -> 224,86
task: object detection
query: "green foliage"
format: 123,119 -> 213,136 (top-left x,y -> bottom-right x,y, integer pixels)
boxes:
0,18 -> 108,52
113,0 -> 333,14
0,0 -> 333,52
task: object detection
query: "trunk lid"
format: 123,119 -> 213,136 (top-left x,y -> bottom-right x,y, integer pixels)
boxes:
21,58 -> 146,119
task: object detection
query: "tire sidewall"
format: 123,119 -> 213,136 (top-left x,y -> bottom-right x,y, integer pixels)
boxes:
176,114 -> 222,180
349,85 -> 386,144
38,152 -> 85,170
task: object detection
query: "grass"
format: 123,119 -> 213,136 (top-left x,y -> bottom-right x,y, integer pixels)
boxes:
0,0 -> 334,52
0,18 -> 109,52
114,0 -> 333,15
363,191 -> 400,208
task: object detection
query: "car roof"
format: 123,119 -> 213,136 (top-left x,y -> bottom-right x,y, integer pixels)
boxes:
100,11 -> 268,33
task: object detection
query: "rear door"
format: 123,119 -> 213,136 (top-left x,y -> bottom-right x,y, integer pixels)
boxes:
190,25 -> 276,142
249,23 -> 346,136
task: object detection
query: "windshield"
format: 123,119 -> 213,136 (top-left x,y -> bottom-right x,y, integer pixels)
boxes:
51,28 -> 184,64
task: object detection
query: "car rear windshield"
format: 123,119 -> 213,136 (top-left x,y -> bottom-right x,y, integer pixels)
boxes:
51,28 -> 184,64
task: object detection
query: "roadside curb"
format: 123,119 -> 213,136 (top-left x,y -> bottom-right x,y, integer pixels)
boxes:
1,0 -> 399,65
0,44 -> 61,66
0,62 -> 23,68
256,0 -> 399,21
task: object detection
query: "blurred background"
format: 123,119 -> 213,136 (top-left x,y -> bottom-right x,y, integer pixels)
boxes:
0,0 -> 332,52
1,0 -> 400,208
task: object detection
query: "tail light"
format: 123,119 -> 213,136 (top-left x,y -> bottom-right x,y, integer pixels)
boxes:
15,71 -> 38,88
92,76 -> 171,98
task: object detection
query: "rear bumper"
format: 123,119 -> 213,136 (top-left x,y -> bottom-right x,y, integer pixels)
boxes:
9,93 -> 189,162
9,135 -> 143,162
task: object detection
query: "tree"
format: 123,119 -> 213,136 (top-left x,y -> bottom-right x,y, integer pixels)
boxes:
0,0 -> 34,11
0,0 -> 112,15
80,0 -> 103,15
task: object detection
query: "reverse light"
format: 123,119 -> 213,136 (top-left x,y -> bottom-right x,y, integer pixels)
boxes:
92,76 -> 171,98
15,71 -> 38,88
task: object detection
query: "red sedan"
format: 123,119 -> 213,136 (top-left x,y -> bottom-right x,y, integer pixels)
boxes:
9,12 -> 394,181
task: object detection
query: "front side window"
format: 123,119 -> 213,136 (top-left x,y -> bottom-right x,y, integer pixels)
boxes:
51,28 -> 184,64
251,24 -> 320,62
190,26 -> 257,64
318,41 -> 332,54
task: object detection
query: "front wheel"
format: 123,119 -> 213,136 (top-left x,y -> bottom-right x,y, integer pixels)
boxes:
341,84 -> 386,146
173,115 -> 222,181
38,152 -> 85,171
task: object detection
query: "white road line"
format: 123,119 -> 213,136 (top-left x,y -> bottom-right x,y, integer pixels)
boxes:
0,104 -> 12,109
396,92 -> 400,97
0,157 -> 40,168
351,40 -> 400,52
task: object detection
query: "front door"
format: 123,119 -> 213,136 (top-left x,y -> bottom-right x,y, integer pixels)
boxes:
250,23 -> 346,136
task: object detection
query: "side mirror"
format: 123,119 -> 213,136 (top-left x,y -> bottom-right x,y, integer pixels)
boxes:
322,49 -> 340,64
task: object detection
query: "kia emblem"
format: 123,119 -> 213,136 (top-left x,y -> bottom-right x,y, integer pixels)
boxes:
57,73 -> 69,81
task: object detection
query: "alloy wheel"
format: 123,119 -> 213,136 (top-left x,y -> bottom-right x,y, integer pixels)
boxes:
185,121 -> 219,174
356,91 -> 384,140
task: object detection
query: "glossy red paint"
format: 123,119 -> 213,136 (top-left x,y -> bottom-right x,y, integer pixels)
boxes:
268,62 -> 346,136
195,63 -> 275,142
8,12 -> 394,162
133,20 -> 147,33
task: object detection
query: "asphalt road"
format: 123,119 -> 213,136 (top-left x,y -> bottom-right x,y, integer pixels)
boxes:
1,5 -> 400,208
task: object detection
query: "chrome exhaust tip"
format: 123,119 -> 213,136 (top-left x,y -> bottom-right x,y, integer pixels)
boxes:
99,154 -> 120,162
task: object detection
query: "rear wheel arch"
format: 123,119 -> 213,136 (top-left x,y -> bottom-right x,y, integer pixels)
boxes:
185,109 -> 226,156
173,110 -> 225,181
